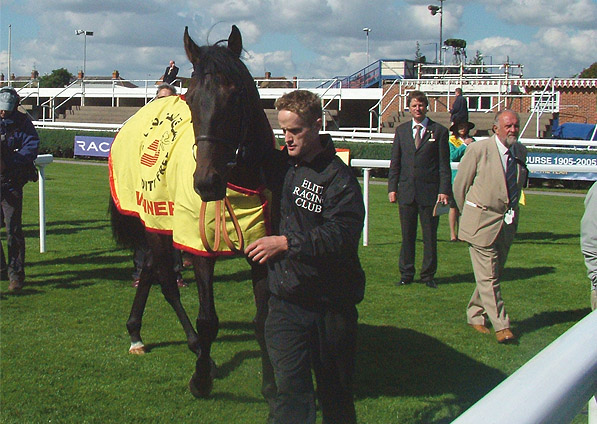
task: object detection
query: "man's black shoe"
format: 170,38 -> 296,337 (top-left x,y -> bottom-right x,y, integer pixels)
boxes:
424,280 -> 438,289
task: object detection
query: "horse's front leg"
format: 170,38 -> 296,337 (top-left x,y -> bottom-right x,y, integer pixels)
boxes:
149,233 -> 200,355
249,260 -> 277,416
189,255 -> 218,398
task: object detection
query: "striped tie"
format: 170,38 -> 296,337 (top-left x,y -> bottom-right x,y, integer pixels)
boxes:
505,150 -> 519,207
414,125 -> 422,149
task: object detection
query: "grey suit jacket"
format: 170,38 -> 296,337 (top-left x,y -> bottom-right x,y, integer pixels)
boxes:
453,135 -> 528,247
388,119 -> 451,206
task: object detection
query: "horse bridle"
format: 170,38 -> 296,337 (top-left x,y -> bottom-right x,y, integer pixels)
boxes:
191,70 -> 251,169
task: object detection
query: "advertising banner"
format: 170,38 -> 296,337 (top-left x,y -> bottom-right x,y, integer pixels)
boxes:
527,152 -> 597,180
74,136 -> 114,158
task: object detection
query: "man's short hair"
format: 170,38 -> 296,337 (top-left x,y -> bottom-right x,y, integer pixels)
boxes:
455,88 -> 462,95
274,90 -> 322,126
493,109 -> 520,127
407,90 -> 429,107
156,83 -> 177,97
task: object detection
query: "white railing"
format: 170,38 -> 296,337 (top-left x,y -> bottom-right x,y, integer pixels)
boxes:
452,309 -> 597,424
350,160 -> 597,247
34,154 -> 54,253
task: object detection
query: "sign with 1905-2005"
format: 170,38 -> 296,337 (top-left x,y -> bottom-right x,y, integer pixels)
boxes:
527,153 -> 597,180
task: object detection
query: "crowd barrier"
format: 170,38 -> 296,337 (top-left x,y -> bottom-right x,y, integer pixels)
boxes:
350,159 -> 597,247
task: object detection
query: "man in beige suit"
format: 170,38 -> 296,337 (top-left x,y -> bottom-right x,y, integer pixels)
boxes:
453,110 -> 528,343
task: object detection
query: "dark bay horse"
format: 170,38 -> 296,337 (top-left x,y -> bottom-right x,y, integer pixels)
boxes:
109,25 -> 278,407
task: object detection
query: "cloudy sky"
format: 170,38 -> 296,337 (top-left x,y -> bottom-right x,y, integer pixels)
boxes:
1,0 -> 596,82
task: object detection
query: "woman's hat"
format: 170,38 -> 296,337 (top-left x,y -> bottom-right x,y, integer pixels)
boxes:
450,120 -> 475,133
0,87 -> 19,112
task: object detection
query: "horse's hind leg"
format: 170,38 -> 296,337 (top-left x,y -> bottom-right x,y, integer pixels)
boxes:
126,266 -> 153,355
250,261 -> 277,416
189,255 -> 218,398
148,233 -> 200,355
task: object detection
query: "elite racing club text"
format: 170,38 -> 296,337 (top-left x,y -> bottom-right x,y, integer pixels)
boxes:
293,179 -> 323,213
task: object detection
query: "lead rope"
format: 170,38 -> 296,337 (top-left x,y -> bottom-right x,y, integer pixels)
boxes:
199,196 -> 244,254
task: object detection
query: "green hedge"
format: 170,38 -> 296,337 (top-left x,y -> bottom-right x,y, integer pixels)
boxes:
40,129 -> 593,161
37,129 -> 116,158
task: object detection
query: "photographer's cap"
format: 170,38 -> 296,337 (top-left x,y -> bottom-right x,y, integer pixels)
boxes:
0,87 -> 19,112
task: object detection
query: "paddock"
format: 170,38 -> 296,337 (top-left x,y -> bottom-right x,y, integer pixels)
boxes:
0,160 -> 593,423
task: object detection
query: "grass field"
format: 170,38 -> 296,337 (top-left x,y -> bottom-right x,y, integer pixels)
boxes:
0,161 -> 592,423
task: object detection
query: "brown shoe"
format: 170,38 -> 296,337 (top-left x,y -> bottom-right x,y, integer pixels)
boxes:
469,324 -> 490,334
495,328 -> 516,343
8,280 -> 23,291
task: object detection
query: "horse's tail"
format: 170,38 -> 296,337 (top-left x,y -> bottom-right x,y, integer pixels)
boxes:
108,196 -> 146,249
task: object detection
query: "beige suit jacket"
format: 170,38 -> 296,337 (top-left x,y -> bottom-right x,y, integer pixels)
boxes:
453,135 -> 528,247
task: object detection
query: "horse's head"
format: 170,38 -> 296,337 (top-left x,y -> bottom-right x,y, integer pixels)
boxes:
184,25 -> 257,202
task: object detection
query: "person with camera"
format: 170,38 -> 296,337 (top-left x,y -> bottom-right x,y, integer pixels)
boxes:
1,86 -> 40,291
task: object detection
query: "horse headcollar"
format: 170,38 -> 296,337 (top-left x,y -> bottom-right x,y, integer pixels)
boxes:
191,69 -> 251,169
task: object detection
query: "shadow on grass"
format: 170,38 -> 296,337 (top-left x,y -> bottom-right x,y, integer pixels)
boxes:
514,308 -> 591,335
355,324 -> 506,419
437,266 -> 556,286
515,231 -> 579,243
23,218 -> 111,237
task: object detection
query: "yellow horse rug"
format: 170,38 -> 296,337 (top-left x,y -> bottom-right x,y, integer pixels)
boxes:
109,95 -> 271,257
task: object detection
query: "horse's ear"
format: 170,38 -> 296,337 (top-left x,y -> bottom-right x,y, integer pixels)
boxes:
228,25 -> 242,58
184,26 -> 201,63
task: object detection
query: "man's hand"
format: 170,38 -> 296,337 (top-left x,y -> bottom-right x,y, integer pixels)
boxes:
437,193 -> 449,204
388,191 -> 397,203
245,235 -> 288,264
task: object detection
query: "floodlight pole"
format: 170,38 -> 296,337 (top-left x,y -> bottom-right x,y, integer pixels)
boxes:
76,30 -> 93,106
363,27 -> 371,68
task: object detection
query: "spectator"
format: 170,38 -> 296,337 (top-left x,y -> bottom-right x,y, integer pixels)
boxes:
245,90 -> 365,424
581,181 -> 597,311
450,88 -> 468,126
162,60 -> 179,85
155,83 -> 177,99
0,86 -> 40,291
388,90 -> 451,289
448,120 -> 475,241
453,110 -> 528,343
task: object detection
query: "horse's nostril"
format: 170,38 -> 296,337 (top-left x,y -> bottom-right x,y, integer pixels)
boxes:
194,173 -> 226,201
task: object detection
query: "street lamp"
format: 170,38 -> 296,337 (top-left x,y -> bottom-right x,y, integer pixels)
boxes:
75,30 -> 93,78
363,27 -> 371,68
428,0 -> 445,64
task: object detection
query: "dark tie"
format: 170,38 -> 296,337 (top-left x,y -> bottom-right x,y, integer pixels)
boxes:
505,150 -> 519,207
414,125 -> 422,149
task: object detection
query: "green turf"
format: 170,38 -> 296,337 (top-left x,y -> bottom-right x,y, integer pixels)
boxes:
0,162 -> 592,423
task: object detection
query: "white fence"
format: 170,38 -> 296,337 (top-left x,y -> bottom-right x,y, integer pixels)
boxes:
350,160 -> 597,247
452,309 -> 597,424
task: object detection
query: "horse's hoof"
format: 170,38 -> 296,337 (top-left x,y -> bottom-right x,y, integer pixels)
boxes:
189,372 -> 213,398
129,341 -> 146,355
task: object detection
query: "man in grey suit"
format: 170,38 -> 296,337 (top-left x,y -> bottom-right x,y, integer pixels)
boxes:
453,110 -> 528,343
388,90 -> 451,289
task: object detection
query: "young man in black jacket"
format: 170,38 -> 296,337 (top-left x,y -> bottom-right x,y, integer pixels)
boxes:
246,90 -> 365,424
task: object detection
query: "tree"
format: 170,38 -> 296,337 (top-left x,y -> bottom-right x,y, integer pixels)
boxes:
39,68 -> 74,88
415,42 -> 426,63
468,50 -> 483,65
578,62 -> 597,78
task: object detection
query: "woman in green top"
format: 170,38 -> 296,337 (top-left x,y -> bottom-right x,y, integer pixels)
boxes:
449,121 -> 475,241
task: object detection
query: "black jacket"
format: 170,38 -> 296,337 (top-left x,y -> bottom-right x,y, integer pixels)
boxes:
267,134 -> 366,310
388,119 -> 452,206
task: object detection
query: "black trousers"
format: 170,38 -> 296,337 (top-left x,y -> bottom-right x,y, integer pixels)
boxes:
1,187 -> 25,283
265,295 -> 358,424
398,202 -> 439,282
